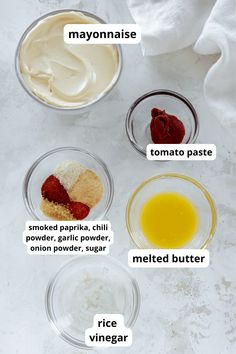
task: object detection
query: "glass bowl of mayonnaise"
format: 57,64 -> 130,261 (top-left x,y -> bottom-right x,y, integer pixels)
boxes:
15,10 -> 122,111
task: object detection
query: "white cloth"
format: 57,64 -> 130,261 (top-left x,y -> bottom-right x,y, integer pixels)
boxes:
127,0 -> 236,127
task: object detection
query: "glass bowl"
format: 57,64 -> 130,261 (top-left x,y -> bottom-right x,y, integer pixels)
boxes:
126,90 -> 199,157
23,147 -> 113,220
45,255 -> 140,349
15,9 -> 122,112
126,174 -> 217,249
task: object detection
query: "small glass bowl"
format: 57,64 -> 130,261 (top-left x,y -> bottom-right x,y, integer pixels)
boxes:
15,9 -> 122,112
23,147 -> 113,220
45,255 -> 140,349
126,174 -> 217,249
126,90 -> 199,157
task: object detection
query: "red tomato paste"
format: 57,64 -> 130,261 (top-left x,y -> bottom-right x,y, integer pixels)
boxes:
150,108 -> 185,144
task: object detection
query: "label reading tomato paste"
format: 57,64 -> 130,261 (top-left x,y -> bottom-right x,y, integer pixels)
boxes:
147,144 -> 216,160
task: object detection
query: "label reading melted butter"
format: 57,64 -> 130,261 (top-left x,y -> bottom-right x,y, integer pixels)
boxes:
128,249 -> 209,268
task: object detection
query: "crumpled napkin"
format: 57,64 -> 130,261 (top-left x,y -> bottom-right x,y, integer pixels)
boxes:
127,0 -> 236,127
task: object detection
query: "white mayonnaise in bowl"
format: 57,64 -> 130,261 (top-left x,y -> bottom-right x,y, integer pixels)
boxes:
15,9 -> 122,112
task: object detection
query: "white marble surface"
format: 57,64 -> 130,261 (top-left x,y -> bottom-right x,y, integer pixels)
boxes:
1,0 -> 236,353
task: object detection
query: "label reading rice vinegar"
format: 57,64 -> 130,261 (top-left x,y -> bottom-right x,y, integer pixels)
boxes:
85,314 -> 132,347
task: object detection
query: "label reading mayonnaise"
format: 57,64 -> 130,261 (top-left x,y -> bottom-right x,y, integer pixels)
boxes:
64,24 -> 141,44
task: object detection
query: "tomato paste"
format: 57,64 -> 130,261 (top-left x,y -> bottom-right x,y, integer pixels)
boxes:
150,107 -> 185,144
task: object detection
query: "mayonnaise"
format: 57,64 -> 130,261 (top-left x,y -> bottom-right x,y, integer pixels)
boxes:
19,12 -> 119,108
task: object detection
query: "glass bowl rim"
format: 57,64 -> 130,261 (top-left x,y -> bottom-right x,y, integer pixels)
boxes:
15,8 -> 123,112
23,146 -> 114,220
125,89 -> 199,157
126,173 -> 217,249
45,255 -> 141,349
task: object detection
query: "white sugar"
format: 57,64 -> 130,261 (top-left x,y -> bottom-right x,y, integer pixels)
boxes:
54,160 -> 85,191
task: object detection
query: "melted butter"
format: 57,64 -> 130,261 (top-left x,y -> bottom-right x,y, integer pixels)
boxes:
19,12 -> 119,108
140,192 -> 198,248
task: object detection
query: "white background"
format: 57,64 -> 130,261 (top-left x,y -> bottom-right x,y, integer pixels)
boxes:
1,0 -> 236,353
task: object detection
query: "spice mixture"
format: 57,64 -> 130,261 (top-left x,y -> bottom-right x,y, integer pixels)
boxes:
40,161 -> 103,220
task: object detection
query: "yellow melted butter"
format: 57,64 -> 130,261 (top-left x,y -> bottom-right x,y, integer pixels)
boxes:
140,192 -> 198,248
